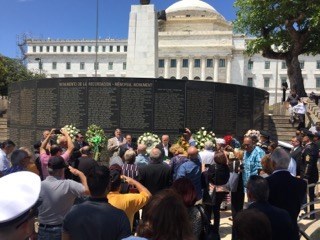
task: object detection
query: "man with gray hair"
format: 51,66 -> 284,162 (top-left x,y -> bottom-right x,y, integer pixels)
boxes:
199,141 -> 215,172
246,175 -> 294,240
266,147 -> 306,240
138,148 -> 171,195
135,144 -> 149,167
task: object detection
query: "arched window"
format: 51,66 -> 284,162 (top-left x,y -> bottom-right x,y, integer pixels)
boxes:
170,76 -> 176,79
206,76 -> 213,80
194,76 -> 200,80
182,76 -> 188,80
158,76 -> 164,79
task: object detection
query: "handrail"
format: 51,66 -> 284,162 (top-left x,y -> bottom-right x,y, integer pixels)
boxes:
298,181 -> 320,239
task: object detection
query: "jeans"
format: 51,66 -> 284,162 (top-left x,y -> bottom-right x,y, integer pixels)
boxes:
38,226 -> 62,240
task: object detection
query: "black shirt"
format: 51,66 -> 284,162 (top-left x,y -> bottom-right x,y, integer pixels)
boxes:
63,198 -> 131,240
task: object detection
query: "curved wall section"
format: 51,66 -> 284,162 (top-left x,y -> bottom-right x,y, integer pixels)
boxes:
8,77 -> 268,147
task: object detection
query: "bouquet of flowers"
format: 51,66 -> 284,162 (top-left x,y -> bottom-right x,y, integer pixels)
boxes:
137,132 -> 161,154
86,124 -> 107,161
193,127 -> 216,151
57,124 -> 80,143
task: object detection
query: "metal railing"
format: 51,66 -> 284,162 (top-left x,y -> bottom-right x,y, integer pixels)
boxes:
298,181 -> 320,240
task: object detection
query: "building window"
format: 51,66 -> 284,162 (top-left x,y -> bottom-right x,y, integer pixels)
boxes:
81,46 -> 85,52
66,62 -> 71,70
248,60 -> 253,70
247,77 -> 253,87
182,59 -> 188,68
219,59 -> 225,67
206,76 -> 213,80
194,76 -> 200,80
265,61 -> 270,69
206,59 -> 213,68
88,46 -> 92,52
316,78 -> 320,88
53,46 -> 57,52
33,46 -> 36,52
52,62 -> 57,70
182,76 -> 188,80
264,77 -> 270,88
95,46 -> 98,52
124,46 -> 127,52
170,59 -> 176,68
117,46 -> 120,52
108,62 -> 113,70
280,77 -> 287,86
159,59 -> 164,68
46,46 -> 50,52
281,61 -> 286,69
102,46 -> 106,52
300,61 -> 304,69
109,46 -> 113,52
317,61 -> 320,69
123,62 -> 126,70
39,46 -> 43,52
194,59 -> 200,68
60,46 -> 64,52
67,46 -> 71,52
74,46 -> 78,52
94,62 -> 99,70
39,62 -> 43,70
80,62 -> 85,70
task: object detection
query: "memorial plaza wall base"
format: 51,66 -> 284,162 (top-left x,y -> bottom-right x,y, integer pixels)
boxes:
8,77 -> 268,147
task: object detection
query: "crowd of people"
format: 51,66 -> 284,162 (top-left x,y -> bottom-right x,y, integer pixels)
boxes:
0,123 -> 319,240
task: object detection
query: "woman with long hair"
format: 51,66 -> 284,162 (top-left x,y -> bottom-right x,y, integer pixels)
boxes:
172,177 -> 205,240
124,189 -> 195,240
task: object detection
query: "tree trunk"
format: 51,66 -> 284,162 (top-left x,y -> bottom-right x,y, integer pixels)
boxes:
286,55 -> 307,97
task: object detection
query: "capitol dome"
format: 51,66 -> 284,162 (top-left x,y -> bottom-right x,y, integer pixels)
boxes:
166,0 -> 223,18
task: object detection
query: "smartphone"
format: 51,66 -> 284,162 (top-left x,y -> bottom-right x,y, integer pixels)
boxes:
53,129 -> 61,134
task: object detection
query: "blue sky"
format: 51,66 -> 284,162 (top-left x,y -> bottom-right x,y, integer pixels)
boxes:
0,0 -> 236,59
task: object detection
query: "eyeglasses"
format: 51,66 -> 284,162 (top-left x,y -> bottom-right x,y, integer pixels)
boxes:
242,144 -> 252,147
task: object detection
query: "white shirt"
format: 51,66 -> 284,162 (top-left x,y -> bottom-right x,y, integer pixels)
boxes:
199,150 -> 215,165
0,148 -> 10,172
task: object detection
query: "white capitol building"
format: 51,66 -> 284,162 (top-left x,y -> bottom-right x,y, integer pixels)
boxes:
25,0 -> 320,104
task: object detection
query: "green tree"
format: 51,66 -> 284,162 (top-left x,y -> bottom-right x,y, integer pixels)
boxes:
0,55 -> 45,95
234,0 -> 320,97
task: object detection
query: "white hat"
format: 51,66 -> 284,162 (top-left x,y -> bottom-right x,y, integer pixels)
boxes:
216,138 -> 226,145
0,172 -> 41,226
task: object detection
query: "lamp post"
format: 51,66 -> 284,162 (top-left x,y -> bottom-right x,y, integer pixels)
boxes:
35,58 -> 42,75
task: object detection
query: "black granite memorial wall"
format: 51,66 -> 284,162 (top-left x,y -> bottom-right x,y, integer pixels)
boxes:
8,77 -> 268,147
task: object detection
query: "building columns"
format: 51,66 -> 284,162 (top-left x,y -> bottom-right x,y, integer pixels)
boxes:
214,57 -> 219,82
189,57 -> 194,80
226,55 -> 232,83
164,58 -> 169,78
201,57 -> 206,81
176,58 -> 181,79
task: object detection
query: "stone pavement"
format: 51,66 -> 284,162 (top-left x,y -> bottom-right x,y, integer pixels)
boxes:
216,202 -> 320,240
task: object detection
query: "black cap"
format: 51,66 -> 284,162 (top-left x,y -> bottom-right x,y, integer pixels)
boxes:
48,156 -> 68,170
260,130 -> 270,139
301,129 -> 315,138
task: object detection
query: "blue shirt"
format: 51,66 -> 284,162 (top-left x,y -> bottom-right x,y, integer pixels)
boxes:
243,146 -> 265,187
176,158 -> 202,200
135,154 -> 149,167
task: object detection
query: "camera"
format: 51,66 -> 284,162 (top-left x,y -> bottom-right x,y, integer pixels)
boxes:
53,129 -> 62,134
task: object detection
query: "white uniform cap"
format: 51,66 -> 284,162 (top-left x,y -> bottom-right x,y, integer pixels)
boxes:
216,138 -> 226,145
0,171 -> 41,225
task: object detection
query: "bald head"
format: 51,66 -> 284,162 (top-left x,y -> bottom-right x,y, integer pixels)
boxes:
137,144 -> 147,154
188,146 -> 198,160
